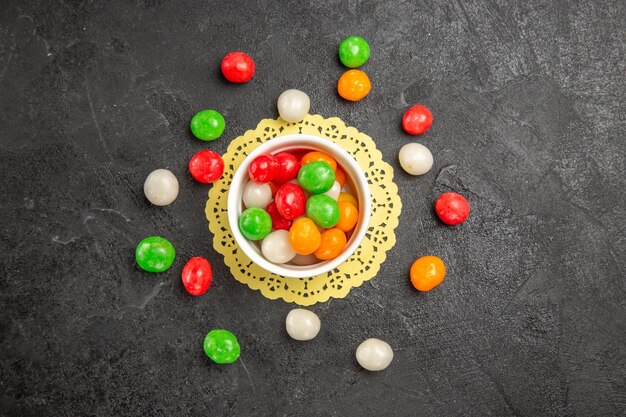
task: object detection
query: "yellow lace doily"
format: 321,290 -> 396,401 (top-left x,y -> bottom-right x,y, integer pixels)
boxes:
205,114 -> 402,305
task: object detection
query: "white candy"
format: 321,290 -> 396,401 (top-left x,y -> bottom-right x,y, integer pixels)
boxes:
356,338 -> 393,371
323,181 -> 341,200
291,253 -> 319,265
242,181 -> 272,208
277,89 -> 310,123
286,309 -> 321,341
144,169 -> 179,206
261,230 -> 296,264
398,143 -> 433,176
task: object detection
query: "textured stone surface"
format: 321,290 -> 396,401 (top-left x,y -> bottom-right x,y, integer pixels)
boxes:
1,1 -> 625,416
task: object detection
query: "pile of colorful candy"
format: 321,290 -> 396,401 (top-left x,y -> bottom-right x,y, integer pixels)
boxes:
131,36 -> 473,373
238,150 -> 359,265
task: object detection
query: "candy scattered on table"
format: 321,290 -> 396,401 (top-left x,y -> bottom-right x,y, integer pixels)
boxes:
242,181 -> 272,209
338,36 -> 370,68
286,309 -> 321,341
435,192 -> 470,226
249,154 -> 279,183
306,194 -> 340,228
398,143 -> 433,176
189,150 -> 224,184
277,89 -> 310,123
289,217 -> 322,255
203,329 -> 240,364
337,69 -> 371,101
221,51 -> 255,83
144,169 -> 179,206
298,161 -> 336,194
356,338 -> 393,371
314,228 -> 347,260
261,230 -> 296,264
239,207 -> 272,240
181,257 -> 212,296
135,236 -> 176,273
402,104 -> 433,135
190,109 -> 226,141
410,255 -> 446,291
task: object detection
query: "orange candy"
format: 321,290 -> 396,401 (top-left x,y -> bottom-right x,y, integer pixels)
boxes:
314,228 -> 347,260
289,218 -> 321,255
338,192 -> 358,208
335,166 -> 346,187
410,256 -> 446,292
301,151 -> 337,172
336,202 -> 359,232
337,69 -> 371,101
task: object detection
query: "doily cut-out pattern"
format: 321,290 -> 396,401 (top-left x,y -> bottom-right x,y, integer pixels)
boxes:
206,115 -> 402,305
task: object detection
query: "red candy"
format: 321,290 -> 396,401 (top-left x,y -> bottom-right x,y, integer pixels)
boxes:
275,182 -> 306,220
189,150 -> 224,184
273,152 -> 300,184
435,192 -> 470,225
402,104 -> 433,135
266,201 -> 293,230
182,257 -> 213,296
221,52 -> 255,83
249,154 -> 279,183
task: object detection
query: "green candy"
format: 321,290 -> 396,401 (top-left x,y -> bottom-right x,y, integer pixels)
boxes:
297,161 -> 335,194
306,195 -> 340,228
135,236 -> 175,272
203,329 -> 240,364
239,207 -> 272,240
190,109 -> 225,141
338,36 -> 370,68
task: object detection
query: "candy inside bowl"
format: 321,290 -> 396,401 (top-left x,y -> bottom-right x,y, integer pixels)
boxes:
227,134 -> 371,278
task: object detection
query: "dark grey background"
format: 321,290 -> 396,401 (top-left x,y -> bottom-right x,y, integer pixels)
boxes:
1,0 -> 624,416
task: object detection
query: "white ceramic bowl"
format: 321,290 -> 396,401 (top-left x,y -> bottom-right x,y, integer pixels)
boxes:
227,134 -> 371,278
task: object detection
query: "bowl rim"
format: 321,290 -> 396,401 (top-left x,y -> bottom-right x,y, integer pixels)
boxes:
226,133 -> 372,278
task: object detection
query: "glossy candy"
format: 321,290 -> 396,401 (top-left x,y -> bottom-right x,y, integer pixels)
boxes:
189,150 -> 224,183
435,192 -> 470,225
402,105 -> 433,135
338,192 -> 358,208
190,110 -> 225,141
297,161 -> 336,194
323,181 -> 341,200
300,151 -> 337,172
338,36 -> 370,68
275,182 -> 306,220
135,236 -> 175,273
286,309 -> 321,341
306,195 -> 340,228
242,181 -> 272,208
335,166 -> 346,187
337,69 -> 371,101
221,52 -> 255,83
277,89 -> 310,123
336,202 -> 359,232
144,169 -> 179,206
203,329 -> 240,364
261,230 -> 296,264
289,218 -> 321,255
265,201 -> 292,230
398,143 -> 433,176
356,338 -> 393,371
239,207 -> 272,240
249,154 -> 279,183
273,152 -> 300,184
181,257 -> 212,296
314,228 -> 346,260
410,256 -> 446,291
291,253 -> 319,266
